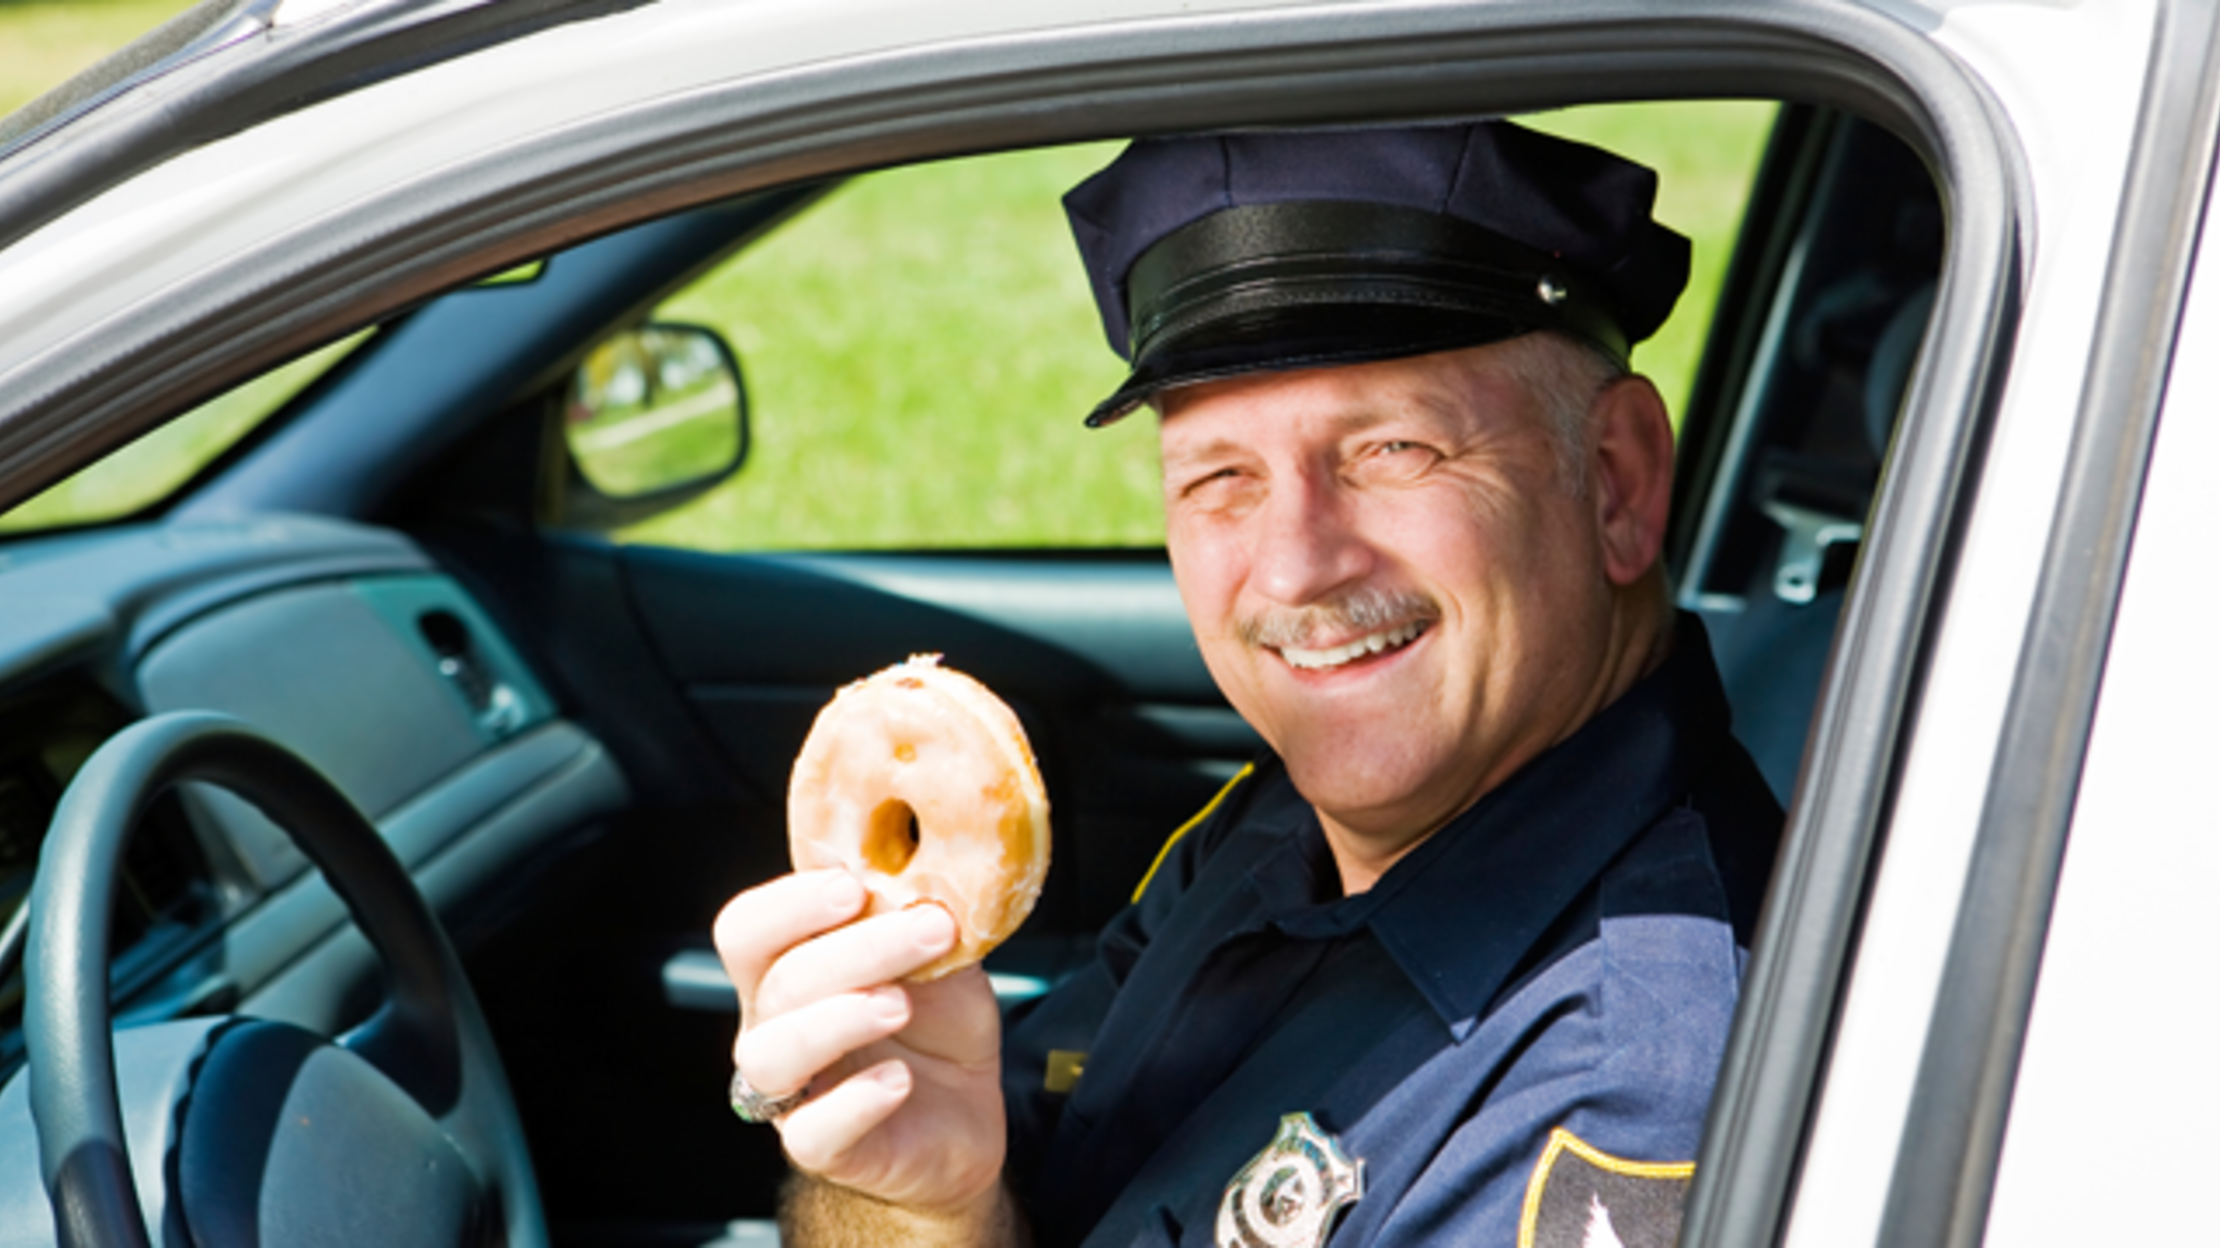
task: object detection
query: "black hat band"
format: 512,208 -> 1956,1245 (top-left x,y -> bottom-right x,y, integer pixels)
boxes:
1094,201 -> 1631,425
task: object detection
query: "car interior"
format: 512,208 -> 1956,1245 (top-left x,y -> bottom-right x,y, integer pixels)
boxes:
0,97 -> 1942,1246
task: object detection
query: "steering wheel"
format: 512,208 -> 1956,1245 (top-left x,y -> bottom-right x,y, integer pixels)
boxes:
17,712 -> 546,1247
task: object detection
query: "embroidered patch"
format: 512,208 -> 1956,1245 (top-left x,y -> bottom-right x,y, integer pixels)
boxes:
1517,1128 -> 1693,1248
1044,1049 -> 1087,1094
1215,1112 -> 1363,1248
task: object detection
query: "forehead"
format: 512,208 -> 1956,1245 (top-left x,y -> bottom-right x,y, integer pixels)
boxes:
1155,342 -> 1548,452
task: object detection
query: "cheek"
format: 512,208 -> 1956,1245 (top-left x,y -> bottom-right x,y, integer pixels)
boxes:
1372,492 -> 1588,633
1167,523 -> 1244,637
1363,490 -> 1527,583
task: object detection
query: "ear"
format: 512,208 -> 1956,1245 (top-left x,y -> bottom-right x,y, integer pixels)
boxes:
1586,375 -> 1676,587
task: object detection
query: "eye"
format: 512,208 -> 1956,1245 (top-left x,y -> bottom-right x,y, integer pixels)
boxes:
1353,438 -> 1439,479
1170,464 -> 1242,502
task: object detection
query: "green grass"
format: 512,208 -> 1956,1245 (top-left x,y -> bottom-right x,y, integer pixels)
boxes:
628,102 -> 1778,553
0,0 -> 197,120
631,146 -> 1149,551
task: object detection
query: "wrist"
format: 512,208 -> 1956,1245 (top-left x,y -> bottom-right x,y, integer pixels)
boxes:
779,1172 -> 1027,1248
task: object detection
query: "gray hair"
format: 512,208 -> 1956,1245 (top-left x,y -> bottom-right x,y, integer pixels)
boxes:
1488,332 -> 1630,495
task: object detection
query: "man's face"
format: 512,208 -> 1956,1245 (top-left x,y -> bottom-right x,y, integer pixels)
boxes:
1159,339 -> 1661,849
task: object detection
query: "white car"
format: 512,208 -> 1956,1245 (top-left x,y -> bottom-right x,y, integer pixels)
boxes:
0,0 -> 2209,1244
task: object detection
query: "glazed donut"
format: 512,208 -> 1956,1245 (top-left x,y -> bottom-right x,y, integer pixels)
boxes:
788,654 -> 1051,981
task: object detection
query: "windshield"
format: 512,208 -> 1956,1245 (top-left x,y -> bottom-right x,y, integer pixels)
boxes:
0,331 -> 370,534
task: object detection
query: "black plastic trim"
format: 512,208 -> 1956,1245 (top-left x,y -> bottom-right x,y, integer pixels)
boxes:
1876,3 -> 2220,1244
551,318 -> 751,532
215,722 -> 623,1026
1668,105 -> 1832,577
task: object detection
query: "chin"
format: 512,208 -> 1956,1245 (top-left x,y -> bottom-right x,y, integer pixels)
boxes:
1279,743 -> 1457,834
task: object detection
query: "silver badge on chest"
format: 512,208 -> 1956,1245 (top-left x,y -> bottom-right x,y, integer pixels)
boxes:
1215,1112 -> 1364,1248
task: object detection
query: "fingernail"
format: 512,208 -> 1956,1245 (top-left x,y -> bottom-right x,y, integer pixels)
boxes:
823,872 -> 863,914
908,905 -> 954,952
872,1062 -> 909,1093
871,986 -> 908,1023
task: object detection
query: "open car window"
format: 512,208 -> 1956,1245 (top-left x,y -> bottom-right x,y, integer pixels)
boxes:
609,103 -> 1776,554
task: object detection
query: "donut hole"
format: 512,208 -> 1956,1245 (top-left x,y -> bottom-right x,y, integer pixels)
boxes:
863,798 -> 923,875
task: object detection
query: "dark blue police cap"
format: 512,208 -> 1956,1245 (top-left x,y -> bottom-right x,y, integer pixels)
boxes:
1065,121 -> 1691,426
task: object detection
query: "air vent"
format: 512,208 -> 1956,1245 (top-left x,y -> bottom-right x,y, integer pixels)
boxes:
417,608 -> 527,737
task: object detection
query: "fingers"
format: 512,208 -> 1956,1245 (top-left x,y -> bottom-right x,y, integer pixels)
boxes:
736,985 -> 911,1095
713,869 -> 868,1000
753,904 -> 955,1019
777,1059 -> 913,1177
713,873 -> 969,1191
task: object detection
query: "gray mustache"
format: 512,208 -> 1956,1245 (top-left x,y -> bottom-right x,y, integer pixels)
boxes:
1236,587 -> 1439,650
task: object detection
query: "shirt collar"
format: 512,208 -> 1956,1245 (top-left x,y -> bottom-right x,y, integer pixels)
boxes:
1248,614 -> 1734,1034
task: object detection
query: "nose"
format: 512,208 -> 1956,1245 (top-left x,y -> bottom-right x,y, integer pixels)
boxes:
1249,467 -> 1374,606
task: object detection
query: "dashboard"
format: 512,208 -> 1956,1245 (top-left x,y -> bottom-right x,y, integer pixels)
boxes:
0,515 -> 629,1070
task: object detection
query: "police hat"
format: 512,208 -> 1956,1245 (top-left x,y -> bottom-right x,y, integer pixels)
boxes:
1065,121 -> 1691,426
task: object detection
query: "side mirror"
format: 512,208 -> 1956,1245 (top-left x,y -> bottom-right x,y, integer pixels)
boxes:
559,322 -> 747,527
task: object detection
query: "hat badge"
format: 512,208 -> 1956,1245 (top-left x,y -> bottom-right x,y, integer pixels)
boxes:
1215,1112 -> 1364,1248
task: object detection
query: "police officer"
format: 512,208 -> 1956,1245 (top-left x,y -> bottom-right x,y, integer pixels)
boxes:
714,121 -> 1782,1248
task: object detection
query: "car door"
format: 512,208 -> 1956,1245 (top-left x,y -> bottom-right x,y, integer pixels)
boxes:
0,3 -> 2102,1243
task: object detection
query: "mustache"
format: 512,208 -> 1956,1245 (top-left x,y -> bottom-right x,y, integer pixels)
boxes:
1236,586 -> 1439,651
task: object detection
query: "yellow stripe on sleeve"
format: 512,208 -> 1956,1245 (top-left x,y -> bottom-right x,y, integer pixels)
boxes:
1131,762 -> 1256,904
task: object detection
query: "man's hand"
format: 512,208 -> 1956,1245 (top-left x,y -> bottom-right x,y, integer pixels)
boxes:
714,868 -> 1009,1223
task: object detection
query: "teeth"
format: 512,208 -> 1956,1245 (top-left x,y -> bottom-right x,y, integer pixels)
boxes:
1280,621 -> 1426,671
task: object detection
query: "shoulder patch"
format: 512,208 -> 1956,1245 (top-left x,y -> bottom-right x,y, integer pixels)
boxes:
1517,1128 -> 1692,1248
1131,762 -> 1255,903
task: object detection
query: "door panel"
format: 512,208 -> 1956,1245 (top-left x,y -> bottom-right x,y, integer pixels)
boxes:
435,530 -> 1254,1235
618,544 -> 1257,942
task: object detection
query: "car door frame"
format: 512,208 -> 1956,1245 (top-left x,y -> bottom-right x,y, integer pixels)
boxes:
1862,5 -> 2220,1244
0,3 -> 2051,1244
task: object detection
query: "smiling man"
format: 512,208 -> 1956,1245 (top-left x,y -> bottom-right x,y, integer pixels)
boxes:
715,123 -> 1783,1248
1154,342 -> 1674,893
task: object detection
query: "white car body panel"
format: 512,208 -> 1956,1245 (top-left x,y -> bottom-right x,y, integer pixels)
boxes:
1787,3 -> 2158,1243
1983,160 -> 2220,1245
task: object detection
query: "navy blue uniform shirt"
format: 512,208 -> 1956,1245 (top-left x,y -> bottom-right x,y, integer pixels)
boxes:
1002,616 -> 1781,1247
